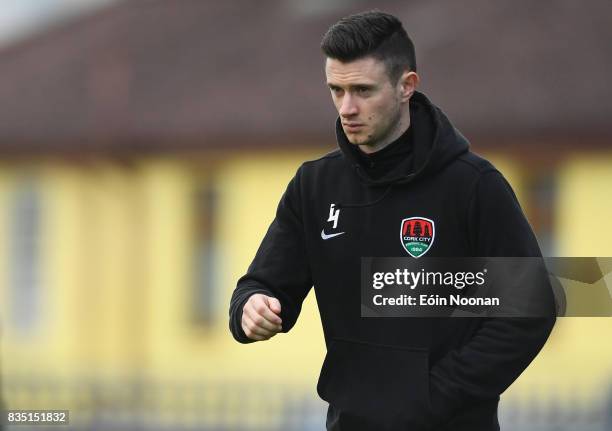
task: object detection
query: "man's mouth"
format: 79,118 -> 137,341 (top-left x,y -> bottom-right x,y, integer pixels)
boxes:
343,123 -> 364,133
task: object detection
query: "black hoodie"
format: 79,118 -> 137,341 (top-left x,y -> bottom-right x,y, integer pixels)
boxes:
229,91 -> 555,431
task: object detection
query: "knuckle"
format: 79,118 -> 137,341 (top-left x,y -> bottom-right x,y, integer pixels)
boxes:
245,298 -> 256,310
243,303 -> 252,315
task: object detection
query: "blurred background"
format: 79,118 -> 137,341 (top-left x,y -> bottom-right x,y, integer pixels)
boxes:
0,0 -> 611,430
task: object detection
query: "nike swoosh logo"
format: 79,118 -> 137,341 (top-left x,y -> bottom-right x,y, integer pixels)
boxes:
321,229 -> 346,240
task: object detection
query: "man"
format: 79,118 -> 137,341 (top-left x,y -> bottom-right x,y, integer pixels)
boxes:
229,11 -> 555,431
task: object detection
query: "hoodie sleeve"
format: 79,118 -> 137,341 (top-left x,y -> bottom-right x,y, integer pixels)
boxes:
229,167 -> 313,343
425,169 -> 556,426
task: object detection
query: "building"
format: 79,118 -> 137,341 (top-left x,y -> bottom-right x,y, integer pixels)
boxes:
0,0 -> 611,429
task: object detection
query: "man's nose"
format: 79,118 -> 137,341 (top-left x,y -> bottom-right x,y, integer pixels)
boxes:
339,94 -> 358,117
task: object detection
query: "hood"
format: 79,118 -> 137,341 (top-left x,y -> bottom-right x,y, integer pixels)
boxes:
336,91 -> 470,187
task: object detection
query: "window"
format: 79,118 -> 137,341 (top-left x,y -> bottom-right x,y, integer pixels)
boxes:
191,179 -> 219,326
524,170 -> 558,256
9,176 -> 42,335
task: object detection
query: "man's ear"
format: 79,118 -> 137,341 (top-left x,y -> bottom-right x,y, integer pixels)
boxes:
398,71 -> 420,102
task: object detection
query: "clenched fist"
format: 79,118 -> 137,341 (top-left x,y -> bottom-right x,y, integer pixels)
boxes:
241,294 -> 283,341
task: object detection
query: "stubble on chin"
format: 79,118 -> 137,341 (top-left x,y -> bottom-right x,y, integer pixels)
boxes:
343,123 -> 370,142
347,132 -> 375,148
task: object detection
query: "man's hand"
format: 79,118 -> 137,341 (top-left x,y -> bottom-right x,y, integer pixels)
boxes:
241,294 -> 283,341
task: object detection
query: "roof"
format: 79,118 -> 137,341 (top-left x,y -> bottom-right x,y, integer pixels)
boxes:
0,0 -> 610,152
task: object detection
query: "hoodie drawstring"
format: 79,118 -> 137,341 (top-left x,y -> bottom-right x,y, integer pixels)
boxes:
336,181 -> 394,209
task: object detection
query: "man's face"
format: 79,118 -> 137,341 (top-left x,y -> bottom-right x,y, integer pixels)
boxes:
325,56 -> 405,149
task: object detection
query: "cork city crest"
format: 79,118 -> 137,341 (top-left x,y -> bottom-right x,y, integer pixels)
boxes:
400,217 -> 435,258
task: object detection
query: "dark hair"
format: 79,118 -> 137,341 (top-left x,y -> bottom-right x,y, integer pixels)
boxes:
321,10 -> 416,83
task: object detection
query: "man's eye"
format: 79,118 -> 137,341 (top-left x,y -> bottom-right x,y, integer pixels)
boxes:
356,87 -> 370,94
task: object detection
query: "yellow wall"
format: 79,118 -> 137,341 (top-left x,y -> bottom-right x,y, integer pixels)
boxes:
1,161 -> 148,382
556,156 -> 612,256
136,151 -> 328,383
213,152 -> 327,382
503,155 -> 612,405
2,151 -> 612,414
